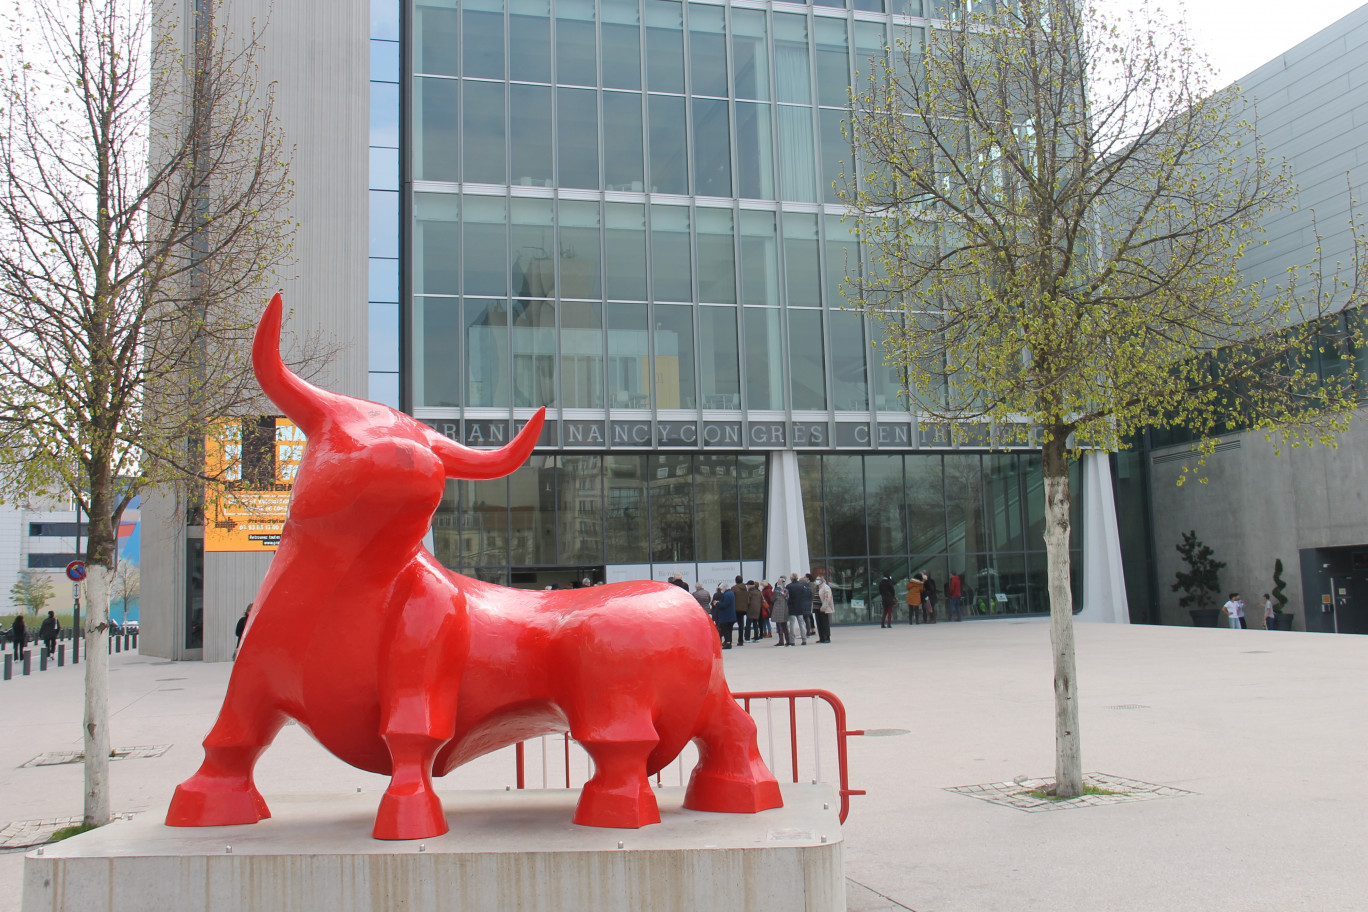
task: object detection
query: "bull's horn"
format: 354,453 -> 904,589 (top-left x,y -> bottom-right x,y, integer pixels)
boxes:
426,408 -> 546,480
252,293 -> 326,436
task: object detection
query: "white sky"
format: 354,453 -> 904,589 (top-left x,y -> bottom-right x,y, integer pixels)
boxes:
1103,0 -> 1367,89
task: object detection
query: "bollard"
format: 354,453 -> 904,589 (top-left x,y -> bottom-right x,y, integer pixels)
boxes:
3,654 -> 10,680
114,635 -> 121,654
40,650 -> 48,672
131,630 -> 138,649
107,636 -> 113,655
22,650 -> 31,675
72,631 -> 79,664
57,643 -> 65,667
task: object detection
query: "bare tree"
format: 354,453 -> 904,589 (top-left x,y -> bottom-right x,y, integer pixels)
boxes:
845,0 -> 1363,796
0,0 -> 293,826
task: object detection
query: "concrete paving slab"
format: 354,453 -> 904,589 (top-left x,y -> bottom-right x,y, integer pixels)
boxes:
2,619 -> 1364,912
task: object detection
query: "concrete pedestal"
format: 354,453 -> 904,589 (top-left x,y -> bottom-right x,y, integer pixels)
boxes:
23,785 -> 843,912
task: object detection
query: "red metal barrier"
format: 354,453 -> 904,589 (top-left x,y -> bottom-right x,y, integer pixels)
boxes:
513,688 -> 866,823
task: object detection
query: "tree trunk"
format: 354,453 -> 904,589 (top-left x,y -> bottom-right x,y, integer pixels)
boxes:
83,561 -> 112,827
1042,435 -> 1083,798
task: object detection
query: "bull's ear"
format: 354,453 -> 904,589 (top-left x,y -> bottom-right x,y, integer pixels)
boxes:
425,408 -> 545,480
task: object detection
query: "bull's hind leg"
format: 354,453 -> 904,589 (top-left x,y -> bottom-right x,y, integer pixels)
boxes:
167,670 -> 286,827
568,705 -> 661,828
683,689 -> 783,814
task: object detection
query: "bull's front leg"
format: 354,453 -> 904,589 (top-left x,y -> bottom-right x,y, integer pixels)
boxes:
372,564 -> 470,840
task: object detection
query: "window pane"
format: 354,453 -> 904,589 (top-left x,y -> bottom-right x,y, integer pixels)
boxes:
608,301 -> 650,407
866,455 -> 905,555
820,107 -> 852,204
906,455 -> 947,554
743,307 -> 783,409
731,10 -> 770,101
651,453 -> 695,562
512,298 -> 556,408
606,455 -> 650,562
556,0 -> 598,86
799,454 -> 824,558
650,204 -> 692,301
695,453 -> 738,562
735,102 -> 774,199
370,190 -> 397,260
854,0 -> 885,12
605,202 -> 648,299
414,78 -> 459,182
415,4 -> 459,76
985,453 -> 1025,553
558,455 -> 605,563
510,196 -> 554,298
788,308 -> 827,410
463,5 -> 505,79
465,298 -> 510,407
559,199 -> 601,298
699,306 -> 740,408
773,14 -> 811,105
509,455 -> 556,564
602,0 -> 642,89
944,454 -> 989,555
453,476 -> 510,568
824,455 -> 865,556
603,91 -> 645,190
695,207 -> 736,304
814,18 -> 849,107
414,193 -> 460,294
645,0 -> 685,93
562,301 -> 604,407
853,20 -> 888,80
509,0 -> 552,83
463,195 -> 507,295
869,316 -> 905,410
416,297 -> 461,407
557,87 -> 599,189
463,81 -> 507,184
825,213 -> 858,305
739,454 -> 767,560
648,94 -> 688,194
1022,452 -> 1044,548
889,0 -> 924,15
783,212 -> 821,308
370,300 -> 399,372
654,303 -> 696,409
510,84 -> 553,186
688,4 -> 728,97
776,106 -> 817,202
830,310 -> 868,410
739,211 -> 778,307
691,98 -> 732,198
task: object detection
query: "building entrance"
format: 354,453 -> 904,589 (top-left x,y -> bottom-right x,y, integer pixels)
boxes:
1300,547 -> 1368,634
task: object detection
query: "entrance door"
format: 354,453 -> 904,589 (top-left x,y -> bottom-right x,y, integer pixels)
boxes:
1328,574 -> 1368,635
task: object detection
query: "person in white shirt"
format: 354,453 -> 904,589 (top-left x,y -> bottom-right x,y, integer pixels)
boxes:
1222,593 -> 1243,629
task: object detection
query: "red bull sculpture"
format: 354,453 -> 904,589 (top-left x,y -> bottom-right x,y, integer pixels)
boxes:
166,294 -> 782,840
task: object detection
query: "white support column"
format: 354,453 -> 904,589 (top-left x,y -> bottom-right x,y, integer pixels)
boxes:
764,450 -> 811,584
1078,451 -> 1130,623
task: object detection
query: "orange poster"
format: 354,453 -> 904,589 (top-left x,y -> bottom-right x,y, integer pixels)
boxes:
204,417 -> 303,552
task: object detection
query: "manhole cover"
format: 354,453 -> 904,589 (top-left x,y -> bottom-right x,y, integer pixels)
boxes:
862,728 -> 911,737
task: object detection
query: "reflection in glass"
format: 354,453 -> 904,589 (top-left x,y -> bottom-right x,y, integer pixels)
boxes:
824,455 -> 865,556
415,79 -> 459,182
691,98 -> 732,197
731,10 -> 770,100
603,92 -> 645,190
865,455 -> 905,555
557,87 -> 599,189
463,0 -> 505,80
464,81 -> 507,184
828,559 -> 869,624
695,454 -> 738,562
510,84 -> 553,186
825,214 -> 859,306
1022,452 -> 1045,548
944,454 -> 987,555
830,311 -> 868,411
869,317 -> 904,411
558,455 -> 605,563
905,455 -> 947,554
985,454 -> 1025,553
651,454 -> 695,562
510,197 -> 555,298
798,454 -> 824,559
607,302 -> 650,408
509,456 -> 557,564
650,205 -> 692,301
452,476 -> 510,569
695,207 -> 736,303
648,94 -> 688,194
417,297 -> 461,407
510,0 -> 552,83
654,303 -> 697,409
820,108 -> 852,204
735,102 -> 774,199
645,0 -> 685,93
789,309 -> 827,410
783,212 -> 821,308
739,211 -> 778,306
556,0 -> 598,87
777,106 -> 817,202
773,14 -> 811,105
561,301 -> 604,408
602,0 -> 642,89
559,199 -> 601,298
604,202 -> 648,300
739,454 -> 767,560
511,299 -> 556,407
605,455 -> 649,563
743,308 -> 782,410
415,4 -> 459,76
414,193 -> 460,294
699,306 -> 741,409
814,17 -> 850,107
463,195 -> 507,295
465,298 -> 509,407
689,5 -> 728,98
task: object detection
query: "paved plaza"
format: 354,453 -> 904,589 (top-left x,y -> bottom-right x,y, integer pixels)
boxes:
1,618 -> 1363,911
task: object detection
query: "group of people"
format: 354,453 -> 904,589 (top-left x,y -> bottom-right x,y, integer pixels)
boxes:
674,573 -> 836,648
1222,592 -> 1281,630
877,571 -> 965,627
6,611 -> 61,659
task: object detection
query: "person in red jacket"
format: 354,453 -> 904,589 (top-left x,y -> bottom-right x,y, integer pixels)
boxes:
947,572 -> 964,622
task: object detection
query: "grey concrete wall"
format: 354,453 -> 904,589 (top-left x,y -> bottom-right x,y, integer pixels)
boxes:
138,489 -> 187,660
205,551 -> 275,662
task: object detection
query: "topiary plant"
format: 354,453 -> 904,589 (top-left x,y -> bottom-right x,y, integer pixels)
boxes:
1271,559 -> 1289,614
1172,530 -> 1225,611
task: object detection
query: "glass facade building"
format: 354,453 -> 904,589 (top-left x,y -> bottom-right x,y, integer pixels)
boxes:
405,0 -> 1084,617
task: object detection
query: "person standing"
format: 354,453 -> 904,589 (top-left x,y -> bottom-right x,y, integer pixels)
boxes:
923,573 -> 938,624
770,580 -> 792,646
731,576 -> 750,644
814,576 -> 834,643
786,573 -> 811,645
669,572 -> 689,590
1222,593 -> 1243,629
761,581 -> 774,638
692,582 -> 712,614
745,581 -> 765,643
9,614 -> 27,659
712,585 -> 737,648
39,610 -> 59,654
947,572 -> 964,621
233,603 -> 252,659
906,573 -> 924,625
1262,593 -> 1275,630
878,573 -> 897,628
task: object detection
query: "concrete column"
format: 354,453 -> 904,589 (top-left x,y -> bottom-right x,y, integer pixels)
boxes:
1078,451 -> 1130,623
764,450 -> 811,583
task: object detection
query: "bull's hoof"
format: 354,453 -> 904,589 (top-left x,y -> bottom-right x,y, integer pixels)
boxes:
683,771 -> 784,814
165,776 -> 271,827
373,787 -> 448,840
573,781 -> 661,829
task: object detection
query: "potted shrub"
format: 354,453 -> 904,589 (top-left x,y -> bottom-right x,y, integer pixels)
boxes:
1173,531 -> 1225,627
1270,559 -> 1296,630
